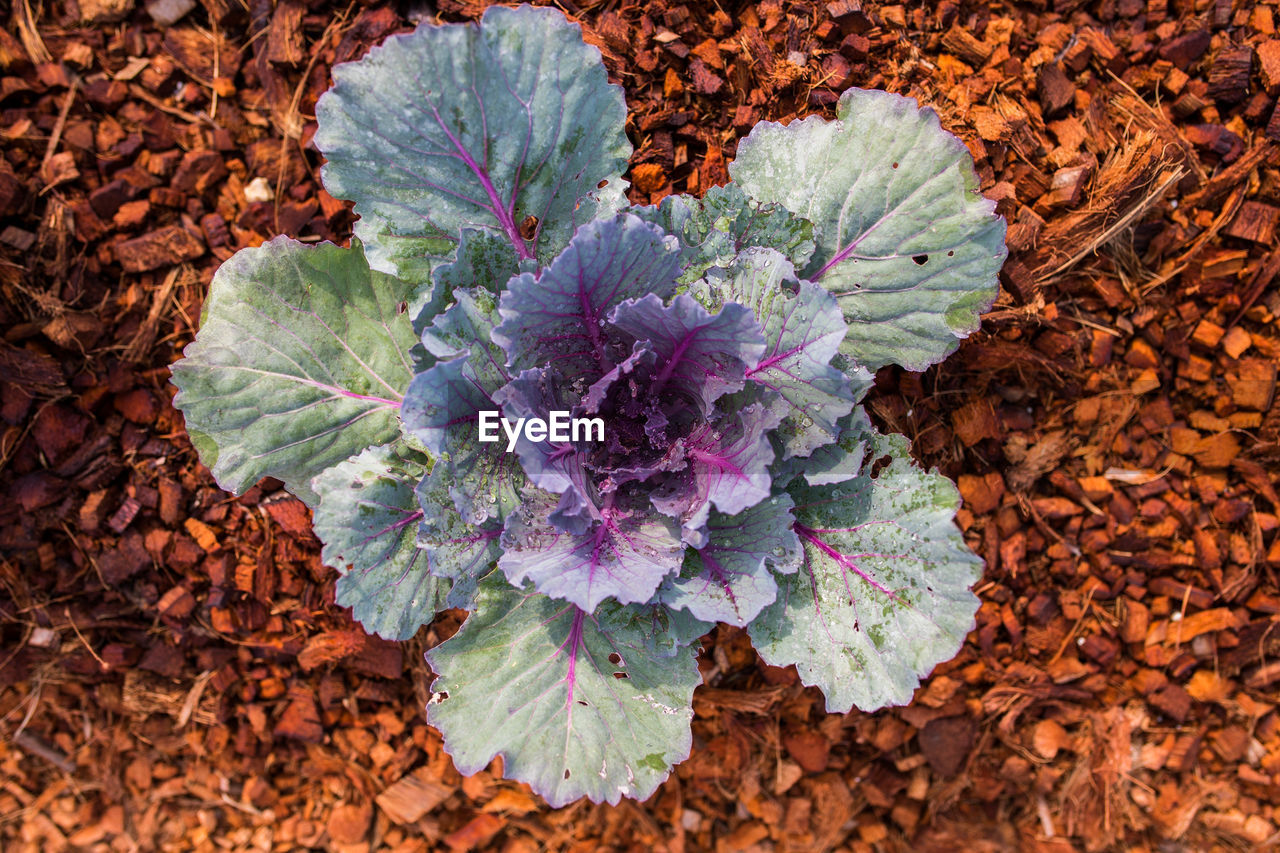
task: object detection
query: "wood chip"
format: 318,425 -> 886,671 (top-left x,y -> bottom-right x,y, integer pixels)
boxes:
376,767 -> 452,824
183,517 -> 219,552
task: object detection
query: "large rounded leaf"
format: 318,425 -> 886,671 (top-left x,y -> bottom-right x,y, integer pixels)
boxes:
171,238 -> 418,506
315,5 -> 630,277
730,88 -> 1006,371
747,411 -> 982,711
426,578 -> 701,807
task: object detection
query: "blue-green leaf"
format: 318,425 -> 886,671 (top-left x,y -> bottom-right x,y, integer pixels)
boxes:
747,416 -> 981,712
411,228 -> 526,338
634,183 -> 815,283
770,408 -> 871,489
426,577 -> 700,807
694,248 -> 871,458
625,603 -> 713,657
730,88 -> 1006,371
402,290 -> 526,524
656,495 -> 801,627
171,238 -> 417,506
315,5 -> 630,277
415,466 -> 501,611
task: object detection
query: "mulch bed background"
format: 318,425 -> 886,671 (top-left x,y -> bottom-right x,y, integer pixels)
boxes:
4,0 -> 1280,850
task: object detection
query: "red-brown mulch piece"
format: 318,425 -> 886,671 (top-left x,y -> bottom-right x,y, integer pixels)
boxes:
5,1 -> 1280,851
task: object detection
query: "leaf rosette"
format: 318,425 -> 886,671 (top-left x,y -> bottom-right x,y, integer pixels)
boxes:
172,4 -> 1004,808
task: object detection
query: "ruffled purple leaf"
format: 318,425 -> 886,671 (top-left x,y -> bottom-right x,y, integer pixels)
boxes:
499,488 -> 685,611
492,214 -> 681,377
584,340 -> 657,415
492,368 -> 599,534
608,293 -> 766,413
657,494 -> 801,627
650,401 -> 776,545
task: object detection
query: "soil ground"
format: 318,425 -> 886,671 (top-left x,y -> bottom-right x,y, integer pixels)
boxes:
4,0 -> 1280,851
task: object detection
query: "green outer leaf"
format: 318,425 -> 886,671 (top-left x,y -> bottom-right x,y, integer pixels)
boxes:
426,578 -> 701,807
404,229 -> 520,376
770,408 -> 870,489
171,238 -> 417,506
315,5 -> 630,274
412,228 -> 527,337
730,88 -> 1006,372
355,221 -> 454,291
313,443 -> 448,641
420,288 -> 505,364
747,415 -> 982,712
633,183 -> 815,284
624,603 -> 712,657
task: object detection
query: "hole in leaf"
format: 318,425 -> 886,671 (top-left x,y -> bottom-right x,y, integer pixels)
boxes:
613,671 -> 628,679
396,301 -> 408,314
781,278 -> 800,296
869,454 -> 892,478
608,652 -> 622,665
576,700 -> 588,706
519,215 -> 538,240
912,254 -> 929,265
598,179 -> 609,188
947,250 -> 954,257
564,769 -> 571,779
891,161 -> 899,169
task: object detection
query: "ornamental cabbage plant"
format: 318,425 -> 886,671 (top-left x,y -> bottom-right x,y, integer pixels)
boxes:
171,5 -> 1006,807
